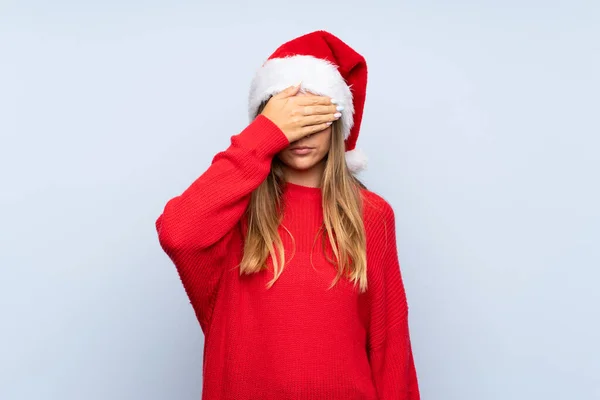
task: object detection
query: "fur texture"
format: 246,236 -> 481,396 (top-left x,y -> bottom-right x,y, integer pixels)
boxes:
248,55 -> 355,140
344,148 -> 368,173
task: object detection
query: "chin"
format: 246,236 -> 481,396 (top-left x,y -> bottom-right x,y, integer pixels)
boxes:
284,160 -> 319,171
280,154 -> 325,171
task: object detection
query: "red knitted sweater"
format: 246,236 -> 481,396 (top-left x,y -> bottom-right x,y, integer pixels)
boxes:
156,115 -> 420,399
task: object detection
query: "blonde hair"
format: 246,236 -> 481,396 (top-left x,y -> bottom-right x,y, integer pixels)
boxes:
240,102 -> 368,292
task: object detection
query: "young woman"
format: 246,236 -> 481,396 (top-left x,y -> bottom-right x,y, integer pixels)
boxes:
156,31 -> 420,399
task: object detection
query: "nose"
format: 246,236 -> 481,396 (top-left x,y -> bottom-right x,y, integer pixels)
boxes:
292,134 -> 313,145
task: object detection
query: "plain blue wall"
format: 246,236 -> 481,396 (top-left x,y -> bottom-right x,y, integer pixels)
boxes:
1,1 -> 599,399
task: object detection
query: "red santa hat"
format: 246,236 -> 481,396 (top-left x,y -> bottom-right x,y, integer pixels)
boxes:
248,30 -> 368,173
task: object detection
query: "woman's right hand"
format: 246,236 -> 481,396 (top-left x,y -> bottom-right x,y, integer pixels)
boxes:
259,84 -> 342,143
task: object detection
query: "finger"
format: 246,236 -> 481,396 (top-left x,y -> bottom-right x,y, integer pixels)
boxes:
301,105 -> 339,116
273,83 -> 302,99
301,121 -> 333,135
301,113 -> 341,127
294,95 -> 334,106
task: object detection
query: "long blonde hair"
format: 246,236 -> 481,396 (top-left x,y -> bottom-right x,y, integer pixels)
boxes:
240,102 -> 368,292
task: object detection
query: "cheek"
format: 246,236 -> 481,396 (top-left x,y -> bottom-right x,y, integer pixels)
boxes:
318,128 -> 333,151
310,130 -> 332,160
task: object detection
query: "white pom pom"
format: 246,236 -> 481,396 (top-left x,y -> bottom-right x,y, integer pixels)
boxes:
345,148 -> 368,173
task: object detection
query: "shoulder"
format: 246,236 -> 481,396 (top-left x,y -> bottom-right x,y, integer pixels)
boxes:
360,187 -> 396,226
359,188 -> 397,253
358,188 -> 401,286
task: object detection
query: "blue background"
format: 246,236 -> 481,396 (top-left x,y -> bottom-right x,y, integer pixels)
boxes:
1,1 -> 599,399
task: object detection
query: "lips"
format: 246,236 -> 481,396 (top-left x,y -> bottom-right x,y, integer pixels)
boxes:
290,146 -> 313,151
290,146 -> 314,155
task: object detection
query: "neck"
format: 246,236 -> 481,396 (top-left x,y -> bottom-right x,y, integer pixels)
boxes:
282,161 -> 325,188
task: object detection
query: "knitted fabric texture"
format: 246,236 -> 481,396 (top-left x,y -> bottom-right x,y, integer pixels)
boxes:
156,115 -> 419,399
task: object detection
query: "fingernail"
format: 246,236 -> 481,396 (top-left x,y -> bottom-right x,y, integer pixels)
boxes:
334,112 -> 342,118
331,98 -> 338,104
326,121 -> 333,126
336,105 -> 344,111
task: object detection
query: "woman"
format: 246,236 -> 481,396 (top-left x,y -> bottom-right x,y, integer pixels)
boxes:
156,30 -> 420,399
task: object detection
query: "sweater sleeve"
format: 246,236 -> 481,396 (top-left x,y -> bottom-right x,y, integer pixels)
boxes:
368,202 -> 420,400
155,115 -> 289,331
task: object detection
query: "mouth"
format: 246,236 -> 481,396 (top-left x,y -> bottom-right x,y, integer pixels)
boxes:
289,146 -> 315,155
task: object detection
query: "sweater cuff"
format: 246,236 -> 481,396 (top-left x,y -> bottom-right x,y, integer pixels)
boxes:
235,115 -> 290,159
